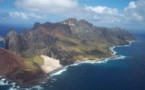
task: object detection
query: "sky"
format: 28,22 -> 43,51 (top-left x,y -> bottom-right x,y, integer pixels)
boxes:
0,0 -> 145,30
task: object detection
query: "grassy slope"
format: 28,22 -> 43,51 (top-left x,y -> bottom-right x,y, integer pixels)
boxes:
56,35 -> 112,61
23,56 -> 44,72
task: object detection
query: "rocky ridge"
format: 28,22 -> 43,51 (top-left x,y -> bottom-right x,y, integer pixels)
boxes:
5,18 -> 135,65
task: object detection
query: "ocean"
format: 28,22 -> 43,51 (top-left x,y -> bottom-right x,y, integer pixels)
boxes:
0,26 -> 145,90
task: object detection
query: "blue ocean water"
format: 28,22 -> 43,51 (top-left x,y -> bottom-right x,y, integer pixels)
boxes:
0,25 -> 31,90
0,29 -> 145,90
0,25 -> 30,37
0,25 -> 30,48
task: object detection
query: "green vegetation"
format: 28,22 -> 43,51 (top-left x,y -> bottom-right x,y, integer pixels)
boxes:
23,56 -> 44,72
73,55 -> 84,60
55,35 -> 111,61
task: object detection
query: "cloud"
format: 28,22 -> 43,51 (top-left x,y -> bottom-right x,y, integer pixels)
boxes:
125,1 -> 136,10
83,0 -> 145,28
85,6 -> 118,15
9,12 -> 46,20
15,0 -> 78,14
13,0 -> 145,29
84,6 -> 122,24
122,0 -> 145,29
14,0 -> 124,27
2,0 -> 121,26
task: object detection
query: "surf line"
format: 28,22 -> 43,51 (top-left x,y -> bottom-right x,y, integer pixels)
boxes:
50,40 -> 135,77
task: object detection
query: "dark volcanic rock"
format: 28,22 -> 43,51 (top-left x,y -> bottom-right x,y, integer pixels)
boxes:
33,22 -> 41,29
0,48 -> 47,88
5,18 -> 136,65
5,29 -> 33,57
47,43 -> 74,65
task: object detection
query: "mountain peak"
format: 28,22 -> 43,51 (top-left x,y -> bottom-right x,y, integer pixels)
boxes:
8,28 -> 18,36
60,18 -> 93,27
64,18 -> 77,21
78,19 -> 93,27
33,22 -> 41,29
61,18 -> 77,26
5,18 -> 135,65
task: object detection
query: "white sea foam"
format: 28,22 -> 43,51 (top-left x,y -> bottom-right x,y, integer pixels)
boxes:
50,66 -> 68,76
8,87 -> 18,90
29,85 -> 44,90
50,62 -> 87,76
114,55 -> 127,60
0,78 -> 19,90
110,46 -> 116,55
118,40 -> 136,47
109,41 -> 135,55
50,60 -> 110,77
50,56 -> 128,77
3,40 -> 134,89
50,40 -> 136,77
0,78 -> 9,86
0,77 -> 44,90
8,85 -> 44,90
1,40 -> 137,90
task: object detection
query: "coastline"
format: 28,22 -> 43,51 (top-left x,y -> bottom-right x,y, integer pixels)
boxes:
0,40 -> 136,89
50,40 -> 136,77
110,40 -> 136,55
0,77 -> 19,89
0,77 -> 44,90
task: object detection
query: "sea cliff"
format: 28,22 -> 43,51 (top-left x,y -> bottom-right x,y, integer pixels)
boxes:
5,18 -> 135,65
1,18 -> 136,87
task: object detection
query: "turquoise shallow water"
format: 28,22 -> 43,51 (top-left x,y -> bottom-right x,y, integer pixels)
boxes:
0,29 -> 145,90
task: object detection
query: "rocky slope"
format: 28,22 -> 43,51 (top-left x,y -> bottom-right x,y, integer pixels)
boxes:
5,18 -> 135,65
0,48 -> 47,87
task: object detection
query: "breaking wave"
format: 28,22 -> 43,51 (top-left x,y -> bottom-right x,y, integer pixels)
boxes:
0,77 -> 44,90
0,40 -> 136,90
50,41 -> 135,77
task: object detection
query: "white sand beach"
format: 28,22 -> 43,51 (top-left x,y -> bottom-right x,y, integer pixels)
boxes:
41,55 -> 62,73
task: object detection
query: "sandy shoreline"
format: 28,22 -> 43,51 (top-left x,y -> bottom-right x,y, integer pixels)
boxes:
41,51 -> 116,74
41,41 -> 135,74
41,55 -> 62,73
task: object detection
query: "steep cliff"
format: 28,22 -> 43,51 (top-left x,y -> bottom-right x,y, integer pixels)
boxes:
5,18 -> 135,65
5,29 -> 33,57
0,48 -> 47,87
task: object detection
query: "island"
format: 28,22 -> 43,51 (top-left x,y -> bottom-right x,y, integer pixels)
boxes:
0,18 -> 135,88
